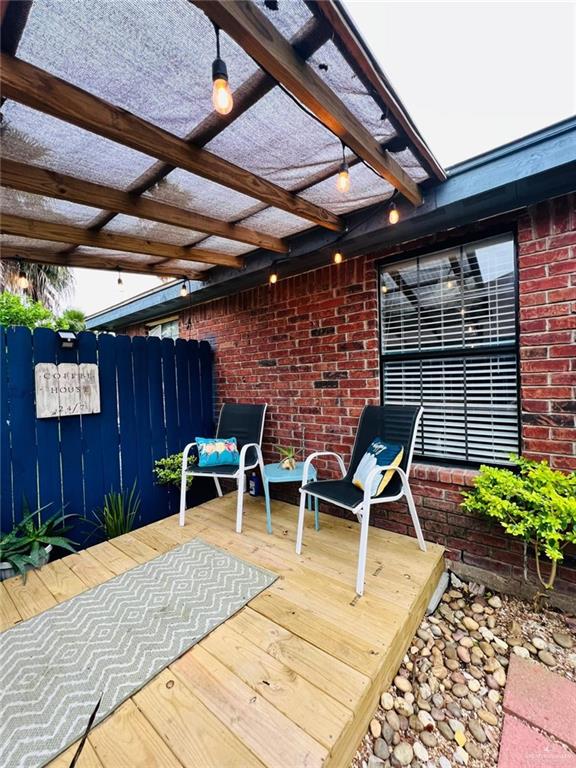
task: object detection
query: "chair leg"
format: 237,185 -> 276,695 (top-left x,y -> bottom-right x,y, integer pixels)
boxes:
236,473 -> 245,534
404,482 -> 427,552
295,490 -> 307,555
356,502 -> 371,596
213,476 -> 223,497
179,472 -> 188,527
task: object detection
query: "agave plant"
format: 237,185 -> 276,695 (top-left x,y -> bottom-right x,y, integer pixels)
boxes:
91,481 -> 141,540
0,506 -> 77,581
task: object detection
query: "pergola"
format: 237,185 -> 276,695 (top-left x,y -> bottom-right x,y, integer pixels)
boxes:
0,0 -> 444,283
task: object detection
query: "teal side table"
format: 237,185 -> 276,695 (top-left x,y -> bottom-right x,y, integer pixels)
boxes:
262,462 -> 319,534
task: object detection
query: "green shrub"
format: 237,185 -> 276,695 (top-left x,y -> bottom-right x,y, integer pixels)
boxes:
462,456 -> 576,603
154,452 -> 196,489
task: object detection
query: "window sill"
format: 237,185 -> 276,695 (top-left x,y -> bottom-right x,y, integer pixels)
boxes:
412,462 -> 478,487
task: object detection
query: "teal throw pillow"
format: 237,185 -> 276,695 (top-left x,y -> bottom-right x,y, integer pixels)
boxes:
196,437 -> 240,467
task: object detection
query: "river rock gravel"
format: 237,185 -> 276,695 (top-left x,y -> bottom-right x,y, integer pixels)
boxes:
351,573 -> 575,768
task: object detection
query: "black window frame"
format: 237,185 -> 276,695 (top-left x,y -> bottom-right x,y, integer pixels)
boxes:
377,227 -> 521,469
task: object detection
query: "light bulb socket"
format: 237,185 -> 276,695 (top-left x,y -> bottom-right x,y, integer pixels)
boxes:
180,281 -> 188,298
339,161 -> 349,175
212,58 -> 229,82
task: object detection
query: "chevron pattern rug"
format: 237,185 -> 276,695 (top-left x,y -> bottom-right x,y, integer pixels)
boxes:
0,539 -> 276,768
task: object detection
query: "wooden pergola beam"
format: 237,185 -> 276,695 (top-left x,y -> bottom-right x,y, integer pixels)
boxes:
311,2 -> 446,182
0,248 -> 206,280
0,54 -> 342,232
1,159 -> 288,254
0,214 -> 244,268
194,0 -> 422,206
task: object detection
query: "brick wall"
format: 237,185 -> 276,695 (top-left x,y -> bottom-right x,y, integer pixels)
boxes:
124,194 -> 576,601
518,194 -> 576,472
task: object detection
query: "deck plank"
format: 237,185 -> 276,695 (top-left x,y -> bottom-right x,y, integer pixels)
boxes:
88,700 -> 183,768
62,550 -> 116,588
3,568 -> 57,619
230,608 -> 370,708
133,669 -> 266,768
201,620 -> 353,749
0,582 -> 22,630
88,541 -> 139,575
48,738 -> 104,768
36,558 -> 87,602
172,645 -> 329,768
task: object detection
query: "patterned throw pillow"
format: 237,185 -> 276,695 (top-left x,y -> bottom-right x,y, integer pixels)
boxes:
196,437 -> 240,467
352,439 -> 404,497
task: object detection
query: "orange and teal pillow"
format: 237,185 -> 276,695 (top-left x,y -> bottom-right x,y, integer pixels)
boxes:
352,439 -> 404,496
196,437 -> 240,467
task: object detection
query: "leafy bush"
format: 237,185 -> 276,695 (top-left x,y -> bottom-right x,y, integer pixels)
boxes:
0,291 -> 86,331
0,505 -> 77,580
462,456 -> 576,602
0,291 -> 54,329
154,452 -> 196,489
92,482 -> 141,539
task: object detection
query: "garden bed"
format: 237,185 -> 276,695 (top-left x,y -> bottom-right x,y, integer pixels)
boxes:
353,574 -> 575,768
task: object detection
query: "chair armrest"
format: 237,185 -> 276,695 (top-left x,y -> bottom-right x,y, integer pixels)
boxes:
238,442 -> 263,473
361,464 -> 407,505
181,442 -> 197,475
302,451 -> 346,487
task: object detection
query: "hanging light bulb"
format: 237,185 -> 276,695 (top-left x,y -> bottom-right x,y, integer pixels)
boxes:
180,280 -> 188,298
381,284 -> 388,294
336,141 -> 350,194
269,265 -> 278,285
388,198 -> 400,225
333,251 -> 344,265
117,271 -> 124,293
212,25 -> 233,115
446,279 -> 455,290
17,269 -> 29,290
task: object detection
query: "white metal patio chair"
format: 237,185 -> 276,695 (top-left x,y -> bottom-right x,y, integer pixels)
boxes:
296,404 -> 426,596
179,402 -> 267,533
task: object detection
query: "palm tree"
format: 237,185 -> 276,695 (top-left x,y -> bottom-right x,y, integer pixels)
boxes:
0,261 -> 74,312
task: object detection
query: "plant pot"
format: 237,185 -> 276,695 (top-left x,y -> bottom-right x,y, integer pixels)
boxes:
280,457 -> 297,471
0,544 -> 52,581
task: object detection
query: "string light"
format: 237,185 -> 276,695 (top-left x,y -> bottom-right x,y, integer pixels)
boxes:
212,25 -> 233,115
381,284 -> 388,294
388,197 -> 400,225
180,280 -> 188,298
117,270 -> 124,292
336,141 -> 350,194
268,265 -> 278,285
17,269 -> 29,290
446,279 -> 455,290
333,251 -> 344,265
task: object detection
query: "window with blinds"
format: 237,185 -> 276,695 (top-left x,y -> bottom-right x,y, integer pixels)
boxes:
379,234 -> 519,465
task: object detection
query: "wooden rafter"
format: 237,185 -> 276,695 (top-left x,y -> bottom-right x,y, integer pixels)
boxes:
1,159 -> 288,253
0,54 -> 342,232
194,0 -> 422,206
1,248 -> 205,279
311,1 -> 446,182
0,214 -> 244,268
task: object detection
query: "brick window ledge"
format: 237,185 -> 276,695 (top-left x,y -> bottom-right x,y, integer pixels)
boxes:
412,462 -> 478,488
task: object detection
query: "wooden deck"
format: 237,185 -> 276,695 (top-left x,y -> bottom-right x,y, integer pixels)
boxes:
1,495 -> 444,768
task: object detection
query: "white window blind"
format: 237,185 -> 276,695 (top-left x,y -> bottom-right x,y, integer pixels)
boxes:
380,234 -> 519,465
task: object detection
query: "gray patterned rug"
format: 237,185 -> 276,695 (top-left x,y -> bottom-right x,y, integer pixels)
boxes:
0,539 -> 277,768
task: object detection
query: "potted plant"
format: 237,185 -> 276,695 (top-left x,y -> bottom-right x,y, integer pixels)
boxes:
154,451 -> 196,489
462,455 -> 576,608
0,506 -> 78,581
275,444 -> 299,471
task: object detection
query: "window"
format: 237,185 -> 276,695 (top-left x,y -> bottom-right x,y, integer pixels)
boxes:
147,318 -> 179,339
379,234 -> 519,465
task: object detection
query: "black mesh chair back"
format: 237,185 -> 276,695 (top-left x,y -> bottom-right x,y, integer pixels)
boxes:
344,405 -> 421,491
216,403 -> 267,465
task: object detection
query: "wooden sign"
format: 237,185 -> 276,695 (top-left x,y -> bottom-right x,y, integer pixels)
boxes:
35,363 -> 101,418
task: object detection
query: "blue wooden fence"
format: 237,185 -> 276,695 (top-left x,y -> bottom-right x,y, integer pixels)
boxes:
0,327 -> 215,542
